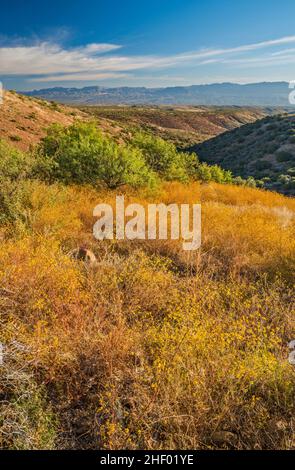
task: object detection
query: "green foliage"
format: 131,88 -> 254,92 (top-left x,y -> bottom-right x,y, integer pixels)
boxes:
132,132 -> 232,184
0,121 -> 253,208
0,140 -> 34,224
37,122 -> 155,189
0,140 -> 33,180
233,176 -> 245,186
245,177 -> 257,188
132,132 -> 197,182
37,124 -> 233,188
195,114 -> 295,194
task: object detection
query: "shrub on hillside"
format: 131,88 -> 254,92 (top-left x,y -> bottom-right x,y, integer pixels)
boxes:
36,123 -> 155,189
245,177 -> 257,188
0,140 -> 33,180
0,140 -> 34,225
131,132 -> 198,182
132,132 -> 234,184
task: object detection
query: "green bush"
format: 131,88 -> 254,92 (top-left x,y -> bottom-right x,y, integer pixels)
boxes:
0,140 -> 33,180
0,140 -> 35,225
245,177 -> 257,188
132,132 -> 233,184
194,162 -> 232,184
131,132 -> 197,182
37,122 -> 156,189
233,176 -> 245,186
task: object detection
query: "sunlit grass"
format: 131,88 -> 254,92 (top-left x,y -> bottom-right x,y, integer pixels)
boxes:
0,180 -> 294,449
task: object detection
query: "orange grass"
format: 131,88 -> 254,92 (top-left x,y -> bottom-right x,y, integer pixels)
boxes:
0,181 -> 294,449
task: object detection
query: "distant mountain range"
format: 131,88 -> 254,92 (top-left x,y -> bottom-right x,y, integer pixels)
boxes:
22,82 -> 293,106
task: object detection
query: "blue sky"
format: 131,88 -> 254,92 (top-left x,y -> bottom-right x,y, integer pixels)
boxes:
1,0 -> 295,90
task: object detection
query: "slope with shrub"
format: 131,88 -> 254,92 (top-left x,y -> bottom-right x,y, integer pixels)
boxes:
0,122 -> 294,450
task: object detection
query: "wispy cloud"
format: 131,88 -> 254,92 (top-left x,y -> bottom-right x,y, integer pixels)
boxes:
1,35 -> 295,83
29,72 -> 130,82
271,47 -> 295,56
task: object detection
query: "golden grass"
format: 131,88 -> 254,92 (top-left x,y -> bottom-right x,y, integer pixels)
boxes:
0,181 -> 294,449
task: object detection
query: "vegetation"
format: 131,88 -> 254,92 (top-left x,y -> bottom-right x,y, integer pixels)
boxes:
81,104 -> 266,148
194,113 -> 295,195
34,122 -> 238,188
36,123 -> 155,189
0,114 -> 294,450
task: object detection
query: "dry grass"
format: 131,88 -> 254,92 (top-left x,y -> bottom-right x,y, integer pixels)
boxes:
0,181 -> 294,449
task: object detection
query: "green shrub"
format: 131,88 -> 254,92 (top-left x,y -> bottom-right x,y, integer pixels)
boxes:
0,140 -> 33,180
0,141 -> 35,225
245,177 -> 257,188
233,176 -> 245,186
132,132 -> 197,182
194,162 -> 232,184
37,122 -> 156,189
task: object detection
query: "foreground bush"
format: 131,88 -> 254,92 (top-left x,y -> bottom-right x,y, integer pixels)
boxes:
36,122 -> 155,189
36,124 -> 236,189
131,132 -> 198,182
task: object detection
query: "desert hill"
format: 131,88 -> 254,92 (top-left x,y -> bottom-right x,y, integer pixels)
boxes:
0,91 -> 124,151
82,105 -> 267,148
0,91 -> 267,151
192,113 -> 295,195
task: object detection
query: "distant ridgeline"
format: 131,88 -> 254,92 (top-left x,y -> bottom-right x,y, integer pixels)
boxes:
22,82 -> 292,106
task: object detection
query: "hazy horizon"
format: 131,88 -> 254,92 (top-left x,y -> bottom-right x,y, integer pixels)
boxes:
16,80 -> 290,93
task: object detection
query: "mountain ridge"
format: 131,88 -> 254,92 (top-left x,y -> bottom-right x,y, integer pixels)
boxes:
21,81 -> 292,106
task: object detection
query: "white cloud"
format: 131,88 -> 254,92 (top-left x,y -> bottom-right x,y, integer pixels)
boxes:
29,72 -> 130,82
1,35 -> 295,81
77,43 -> 122,54
271,48 -> 295,56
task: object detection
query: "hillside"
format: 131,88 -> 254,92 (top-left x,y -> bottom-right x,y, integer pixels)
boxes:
82,105 -> 267,148
0,91 -> 123,151
0,94 -> 294,450
192,113 -> 295,195
0,91 -> 267,151
23,82 -> 292,106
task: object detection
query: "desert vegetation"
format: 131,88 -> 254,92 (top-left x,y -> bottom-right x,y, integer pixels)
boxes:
80,105 -> 266,148
194,113 -> 295,195
0,118 -> 294,450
